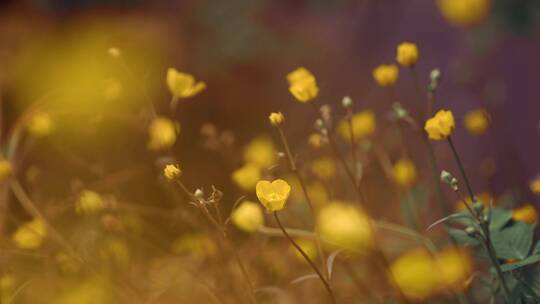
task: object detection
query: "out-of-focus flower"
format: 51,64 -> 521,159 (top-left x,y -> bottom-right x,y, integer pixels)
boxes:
308,133 -> 324,148
12,218 -> 47,250
318,201 -> 373,251
163,164 -> 182,180
269,112 -> 285,126
530,178 -> 540,195
231,201 -> 264,232
512,204 -> 538,224
0,274 -> 15,304
55,277 -> 113,304
389,248 -> 440,301
454,192 -> 492,212
232,163 -> 261,191
107,47 -> 121,58
424,110 -> 455,140
396,42 -> 419,67
76,190 -> 105,215
437,247 -> 472,292
27,112 -> 53,137
338,110 -> 376,142
437,0 -> 490,28
290,239 -> 318,262
310,157 -> 336,180
0,160 -> 12,183
286,67 -> 319,103
147,116 -> 177,150
166,68 -> 206,99
172,233 -> 216,257
256,179 -> 291,212
372,64 -> 399,87
393,158 -> 417,188
464,109 -> 489,136
243,137 -> 277,169
100,237 -> 130,268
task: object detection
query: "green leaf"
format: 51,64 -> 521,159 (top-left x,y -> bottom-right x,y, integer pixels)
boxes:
447,227 -> 480,246
491,222 -> 535,259
488,207 -> 513,231
501,255 -> 540,272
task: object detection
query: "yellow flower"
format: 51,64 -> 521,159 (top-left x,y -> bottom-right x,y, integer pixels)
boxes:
55,277 -> 113,304
318,201 -> 373,251
172,232 -> 216,257
290,239 -> 318,262
372,64 -> 399,87
286,67 -> 319,103
0,274 -> 15,304
256,179 -> 291,212
231,201 -> 264,232
243,137 -> 277,169
338,110 -> 376,142
269,112 -> 285,126
232,163 -> 261,191
76,190 -> 105,214
393,158 -> 417,188
396,42 -> 419,67
12,218 -> 47,250
308,133 -> 324,148
454,192 -> 492,212
163,164 -> 182,180
390,248 -> 440,301
424,110 -> 455,140
437,0 -> 490,28
464,109 -> 489,136
166,68 -> 206,98
27,112 -> 53,137
147,116 -> 178,150
530,179 -> 540,195
437,247 -> 472,292
512,204 -> 538,224
0,160 -> 12,183
310,157 -> 336,180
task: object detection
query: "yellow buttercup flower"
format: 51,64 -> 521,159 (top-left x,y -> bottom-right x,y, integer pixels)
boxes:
12,218 -> 47,250
318,201 -> 373,251
390,248 -> 440,301
243,137 -> 277,169
530,179 -> 540,195
464,109 -> 489,136
437,247 -> 472,292
0,160 -> 12,183
166,68 -> 206,99
308,133 -> 323,148
372,64 -> 399,87
310,157 -> 336,180
27,112 -> 53,137
424,110 -> 455,140
231,201 -> 264,232
147,116 -> 178,150
269,112 -> 285,126
232,163 -> 261,191
338,110 -> 376,142
76,190 -> 105,215
163,164 -> 182,180
256,179 -> 291,212
393,158 -> 417,188
286,67 -> 319,103
396,42 -> 419,67
290,239 -> 318,262
512,204 -> 538,224
437,0 -> 490,28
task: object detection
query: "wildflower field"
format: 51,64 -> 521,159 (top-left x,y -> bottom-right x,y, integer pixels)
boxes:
0,0 -> 539,303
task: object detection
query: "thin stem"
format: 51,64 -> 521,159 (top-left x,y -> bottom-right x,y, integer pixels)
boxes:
345,107 -> 359,185
447,137 -> 475,202
273,212 -> 336,304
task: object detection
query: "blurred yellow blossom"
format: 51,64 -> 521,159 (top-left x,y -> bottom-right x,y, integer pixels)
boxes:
308,133 -> 323,148
310,157 -> 336,180
269,112 -> 285,126
437,247 -> 472,292
0,274 -> 15,304
27,112 -> 53,137
172,233 -> 216,257
424,110 -> 455,140
147,116 -> 178,150
12,218 -> 47,250
390,248 -> 439,301
393,158 -> 417,188
437,0 -> 490,28
530,179 -> 540,195
338,110 -> 376,142
512,204 -> 538,224
0,160 -> 12,183
166,68 -> 206,99
100,237 -> 130,268
243,137 -> 277,169
396,42 -> 419,67
256,179 -> 291,212
290,239 -> 318,262
55,277 -> 114,304
286,67 -> 319,102
231,201 -> 264,232
107,47 -> 121,58
464,109 -> 489,136
163,163 -> 182,180
232,163 -> 261,191
76,190 -> 105,215
455,192 -> 492,212
372,64 -> 399,87
318,201 -> 373,251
